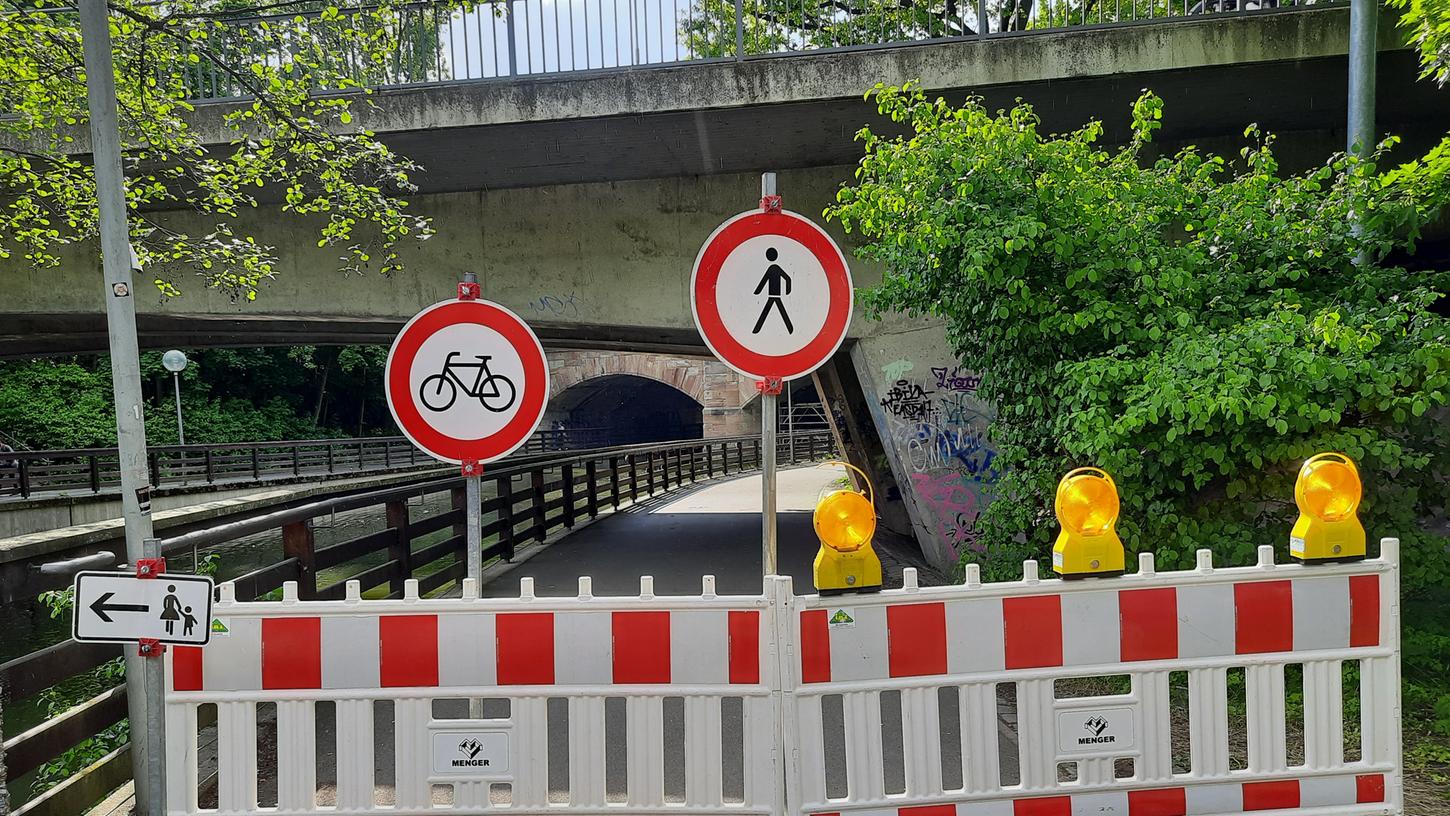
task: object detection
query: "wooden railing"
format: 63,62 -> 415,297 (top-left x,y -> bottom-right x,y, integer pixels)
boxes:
0,428 -> 608,499
0,430 -> 833,816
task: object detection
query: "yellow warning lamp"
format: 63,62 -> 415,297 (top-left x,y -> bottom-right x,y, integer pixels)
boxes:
1051,467 -> 1125,579
813,461 -> 883,595
1290,452 -> 1366,563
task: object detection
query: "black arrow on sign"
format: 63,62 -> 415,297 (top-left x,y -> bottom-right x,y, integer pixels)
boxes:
90,592 -> 148,623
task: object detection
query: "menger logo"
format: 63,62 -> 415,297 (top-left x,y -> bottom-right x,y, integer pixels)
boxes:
452,738 -> 491,767
1078,715 -> 1114,745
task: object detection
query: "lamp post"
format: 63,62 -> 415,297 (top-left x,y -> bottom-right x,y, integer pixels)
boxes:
162,350 -> 188,445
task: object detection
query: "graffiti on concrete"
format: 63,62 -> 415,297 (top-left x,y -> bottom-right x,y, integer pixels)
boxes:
528,292 -> 583,318
931,366 -> 981,393
883,358 -> 915,381
879,380 -> 935,421
877,362 -> 1001,565
910,471 -> 985,562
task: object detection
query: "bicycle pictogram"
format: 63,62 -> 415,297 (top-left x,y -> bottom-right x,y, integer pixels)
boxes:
419,351 -> 517,413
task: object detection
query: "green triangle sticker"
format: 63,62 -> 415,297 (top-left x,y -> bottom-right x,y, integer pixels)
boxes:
829,609 -> 854,626
210,618 -> 229,635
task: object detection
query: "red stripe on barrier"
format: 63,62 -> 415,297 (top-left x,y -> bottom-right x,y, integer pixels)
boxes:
497,612 -> 555,685
1128,787 -> 1187,816
1014,795 -> 1071,815
172,646 -> 204,691
1235,580 -> 1293,654
801,609 -> 831,683
1356,773 -> 1386,803
1120,587 -> 1178,662
261,617 -> 322,690
380,615 -> 439,688
1349,574 -> 1380,647
899,806 -> 955,816
728,610 -> 760,684
1242,780 -> 1299,811
613,611 -> 671,684
888,602 -> 947,678
1004,595 -> 1063,669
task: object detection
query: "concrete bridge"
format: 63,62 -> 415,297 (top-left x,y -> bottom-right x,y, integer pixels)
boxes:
4,7 -> 1443,359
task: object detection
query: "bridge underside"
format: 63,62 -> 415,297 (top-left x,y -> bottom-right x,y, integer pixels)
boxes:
4,9 -> 1448,359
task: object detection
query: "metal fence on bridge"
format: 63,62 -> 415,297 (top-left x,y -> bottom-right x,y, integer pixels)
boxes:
170,0 -> 1330,101
160,540 -> 1401,815
0,431 -> 833,816
0,428 -> 606,499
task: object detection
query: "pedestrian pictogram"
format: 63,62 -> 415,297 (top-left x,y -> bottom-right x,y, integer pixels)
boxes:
72,571 -> 214,646
385,298 -> 549,465
691,206 -> 852,381
752,247 -> 794,334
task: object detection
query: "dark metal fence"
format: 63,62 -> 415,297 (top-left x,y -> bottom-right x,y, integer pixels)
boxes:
177,0 -> 1331,101
0,430 -> 832,815
0,428 -> 607,499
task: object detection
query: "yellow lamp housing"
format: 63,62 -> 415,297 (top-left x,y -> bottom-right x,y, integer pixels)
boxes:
813,462 -> 883,595
1290,452 -> 1366,563
1051,467 -> 1125,579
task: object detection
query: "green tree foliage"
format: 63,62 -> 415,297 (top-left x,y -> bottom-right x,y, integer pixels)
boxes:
0,0 -> 457,301
829,85 -> 1450,593
682,0 -> 1184,57
0,346 -> 395,448
830,83 -> 1450,760
1390,0 -> 1450,85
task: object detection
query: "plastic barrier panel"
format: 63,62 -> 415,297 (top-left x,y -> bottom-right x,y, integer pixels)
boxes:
165,541 -> 1401,816
164,575 -> 787,815
784,541 -> 1401,816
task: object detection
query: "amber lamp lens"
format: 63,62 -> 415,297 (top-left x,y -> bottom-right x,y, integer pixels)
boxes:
1299,461 -> 1361,521
814,491 -> 876,552
1057,475 -> 1119,536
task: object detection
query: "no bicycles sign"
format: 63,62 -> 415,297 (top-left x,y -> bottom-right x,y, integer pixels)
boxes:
385,298 -> 550,465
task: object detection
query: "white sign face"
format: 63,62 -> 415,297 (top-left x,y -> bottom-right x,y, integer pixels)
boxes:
431,729 -> 511,777
714,234 -> 832,358
409,322 -> 528,441
72,571 -> 214,646
1056,706 -> 1136,755
385,299 -> 550,465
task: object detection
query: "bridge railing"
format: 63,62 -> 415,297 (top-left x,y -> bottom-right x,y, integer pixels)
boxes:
0,430 -> 833,816
178,0 -> 1330,101
0,427 -> 608,499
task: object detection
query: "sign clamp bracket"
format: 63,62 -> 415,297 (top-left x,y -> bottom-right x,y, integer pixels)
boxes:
135,556 -> 166,657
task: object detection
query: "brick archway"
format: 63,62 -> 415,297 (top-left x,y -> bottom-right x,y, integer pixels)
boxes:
549,352 -> 709,404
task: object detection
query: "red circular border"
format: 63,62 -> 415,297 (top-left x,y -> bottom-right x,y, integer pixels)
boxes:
385,300 -> 549,464
692,210 -> 852,380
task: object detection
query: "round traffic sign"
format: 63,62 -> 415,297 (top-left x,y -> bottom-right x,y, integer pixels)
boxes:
691,209 -> 852,380
385,299 -> 549,465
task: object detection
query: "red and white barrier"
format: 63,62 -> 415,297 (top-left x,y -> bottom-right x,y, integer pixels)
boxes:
784,541 -> 1401,816
164,540 -> 1402,816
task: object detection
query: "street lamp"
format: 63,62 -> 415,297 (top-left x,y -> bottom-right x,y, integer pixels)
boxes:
162,350 -> 188,445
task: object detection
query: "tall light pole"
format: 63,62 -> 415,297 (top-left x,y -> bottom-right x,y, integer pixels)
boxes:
162,350 -> 188,445
77,0 -> 166,811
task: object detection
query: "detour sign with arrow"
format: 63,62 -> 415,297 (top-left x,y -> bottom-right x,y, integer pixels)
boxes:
72,571 -> 214,646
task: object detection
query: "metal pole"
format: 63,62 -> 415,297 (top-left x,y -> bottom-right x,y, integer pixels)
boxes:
759,172 -> 778,576
1347,0 -> 1377,160
77,0 -> 163,811
1347,0 -> 1377,265
506,0 -> 518,76
172,372 -> 185,445
466,474 -> 483,582
734,0 -> 745,59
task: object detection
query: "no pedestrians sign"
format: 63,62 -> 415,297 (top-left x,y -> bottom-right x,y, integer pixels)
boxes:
691,208 -> 852,381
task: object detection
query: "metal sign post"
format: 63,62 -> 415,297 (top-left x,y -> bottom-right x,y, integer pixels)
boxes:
759,173 -> 780,576
689,170 -> 853,579
76,0 -> 164,810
